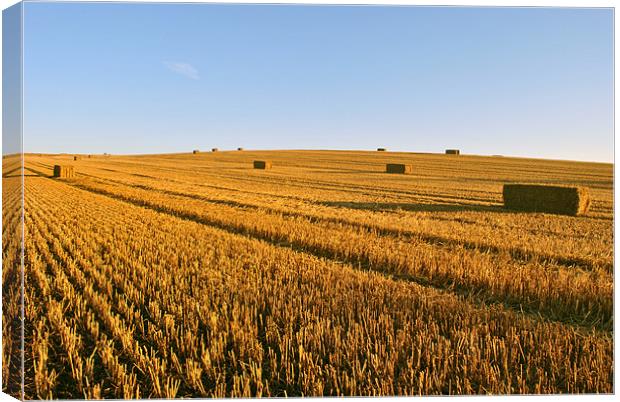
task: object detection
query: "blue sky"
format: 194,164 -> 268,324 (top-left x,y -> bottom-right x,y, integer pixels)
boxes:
20,3 -> 613,162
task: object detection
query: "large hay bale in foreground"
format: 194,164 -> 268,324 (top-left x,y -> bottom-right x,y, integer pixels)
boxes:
53,165 -> 75,179
386,163 -> 412,174
193,149 -> 200,154
253,160 -> 272,169
211,148 -> 219,152
503,184 -> 590,216
445,149 -> 460,155
377,148 -> 387,152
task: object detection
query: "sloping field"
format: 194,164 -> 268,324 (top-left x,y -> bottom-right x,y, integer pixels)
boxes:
3,150 -> 613,398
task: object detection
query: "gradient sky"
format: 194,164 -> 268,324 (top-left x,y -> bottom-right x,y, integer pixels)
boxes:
20,3 -> 614,162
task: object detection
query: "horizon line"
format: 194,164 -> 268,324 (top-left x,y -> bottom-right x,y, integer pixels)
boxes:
9,149 -> 614,165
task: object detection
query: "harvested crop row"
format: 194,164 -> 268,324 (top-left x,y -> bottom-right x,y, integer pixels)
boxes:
27,197 -> 207,398
35,155 -> 611,237
21,177 -> 614,395
67,169 -> 612,271
58,152 -> 611,205
63,178 -> 613,331
1,177 -> 23,400
25,208 -> 135,399
27,158 -> 612,278
62,151 -> 610,193
28,157 -> 613,220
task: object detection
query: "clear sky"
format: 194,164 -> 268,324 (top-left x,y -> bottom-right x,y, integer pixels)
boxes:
21,3 -> 613,162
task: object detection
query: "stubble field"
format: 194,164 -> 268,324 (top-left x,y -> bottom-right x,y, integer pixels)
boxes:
2,150 -> 614,398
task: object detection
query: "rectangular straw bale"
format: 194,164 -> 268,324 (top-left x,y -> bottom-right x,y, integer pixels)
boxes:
503,184 -> 590,216
193,150 -> 200,154
211,148 -> 219,152
386,163 -> 413,174
377,148 -> 387,151
253,160 -> 272,169
53,165 -> 75,179
445,149 -> 460,155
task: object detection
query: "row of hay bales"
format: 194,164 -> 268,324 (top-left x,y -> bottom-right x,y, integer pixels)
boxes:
30,153 -> 101,159
193,148 -> 244,154
378,148 -> 461,155
52,155 -> 591,216
213,151 -> 590,216
196,147 -> 459,154
53,159 -> 274,177
383,164 -> 589,215
70,155 -> 97,159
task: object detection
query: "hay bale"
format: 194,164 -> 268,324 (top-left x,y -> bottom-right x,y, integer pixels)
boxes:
377,148 -> 387,152
503,184 -> 590,216
87,155 -> 92,158
53,165 -> 75,179
193,150 -> 200,154
211,148 -> 219,152
253,160 -> 272,169
445,149 -> 460,155
73,156 -> 80,161
237,147 -> 244,151
386,163 -> 413,174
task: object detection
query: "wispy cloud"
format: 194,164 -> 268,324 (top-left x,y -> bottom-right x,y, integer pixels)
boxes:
163,61 -> 200,80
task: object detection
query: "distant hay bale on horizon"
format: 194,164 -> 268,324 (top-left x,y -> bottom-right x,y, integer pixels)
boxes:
253,160 -> 272,169
503,184 -> 590,216
73,156 -> 80,161
53,165 -> 75,179
237,147 -> 244,151
193,149 -> 200,154
386,163 -> 413,174
87,155 -> 92,158
377,148 -> 387,152
445,149 -> 460,155
211,148 -> 219,152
